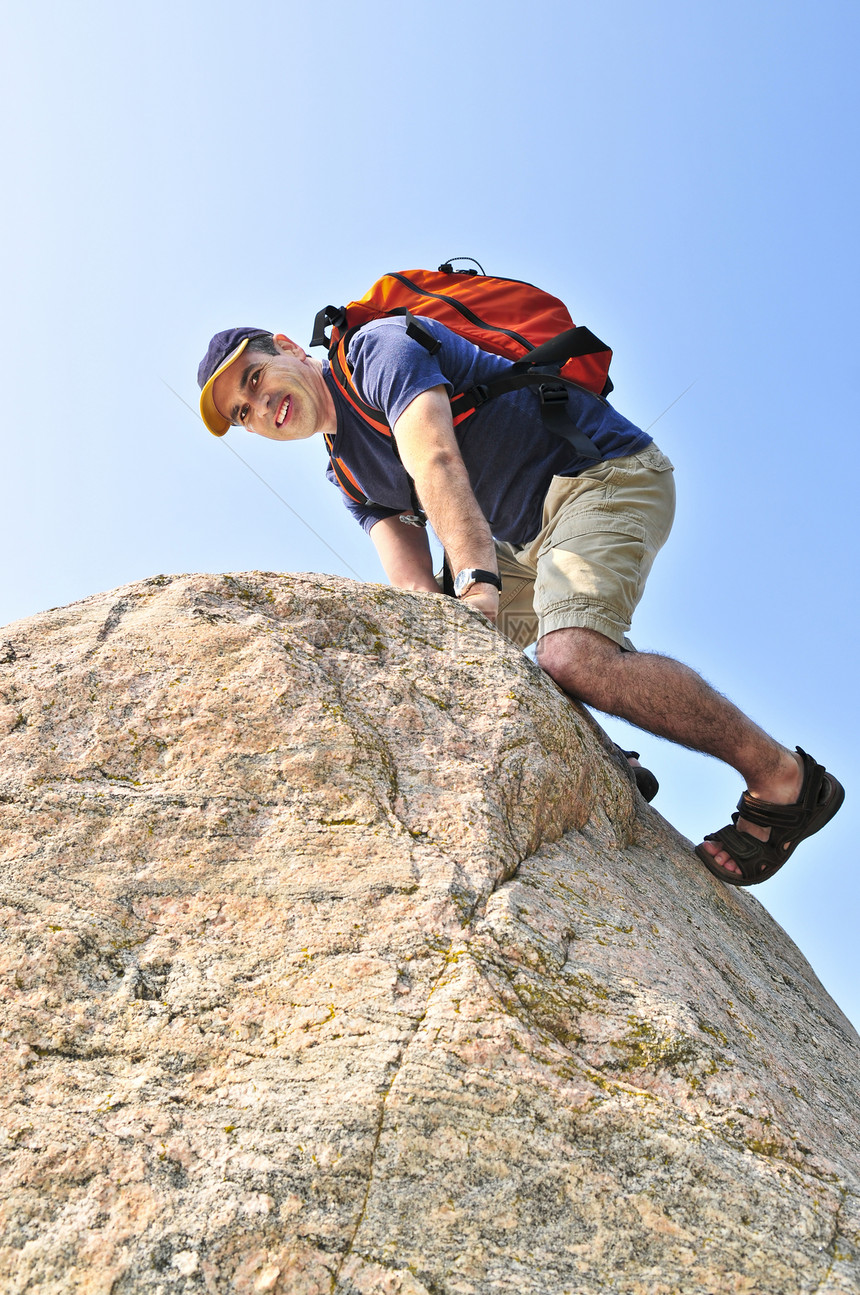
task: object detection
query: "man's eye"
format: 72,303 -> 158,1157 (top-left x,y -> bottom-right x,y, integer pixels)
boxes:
251,370 -> 260,388
239,405 -> 249,423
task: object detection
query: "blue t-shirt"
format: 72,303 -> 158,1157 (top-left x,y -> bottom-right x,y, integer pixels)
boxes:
324,316 -> 650,546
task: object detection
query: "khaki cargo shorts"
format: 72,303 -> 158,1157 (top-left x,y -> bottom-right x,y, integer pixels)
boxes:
494,442 -> 676,650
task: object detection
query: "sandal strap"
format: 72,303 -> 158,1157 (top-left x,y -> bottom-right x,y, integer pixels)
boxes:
703,819 -> 782,881
734,796 -> 809,830
735,749 -> 826,832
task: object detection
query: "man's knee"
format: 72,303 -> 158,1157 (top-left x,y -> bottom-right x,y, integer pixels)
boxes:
537,627 -> 622,697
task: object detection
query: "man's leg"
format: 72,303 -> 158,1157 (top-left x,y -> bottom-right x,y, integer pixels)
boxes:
488,544 -> 658,797
537,627 -> 803,876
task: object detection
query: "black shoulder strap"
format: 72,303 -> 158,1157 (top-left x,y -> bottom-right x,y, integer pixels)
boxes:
450,369 -> 602,461
508,325 -> 608,372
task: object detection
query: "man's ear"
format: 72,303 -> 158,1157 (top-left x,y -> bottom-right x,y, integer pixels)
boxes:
273,334 -> 305,360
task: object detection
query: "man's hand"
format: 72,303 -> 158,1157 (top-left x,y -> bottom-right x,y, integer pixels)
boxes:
460,584 -> 500,623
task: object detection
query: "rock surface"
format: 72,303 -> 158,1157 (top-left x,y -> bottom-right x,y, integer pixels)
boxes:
1,571 -> 858,1295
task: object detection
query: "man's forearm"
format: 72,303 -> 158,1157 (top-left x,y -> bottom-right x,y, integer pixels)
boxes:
370,514 -> 438,591
410,447 -> 497,579
391,387 -> 500,622
392,388 -> 497,578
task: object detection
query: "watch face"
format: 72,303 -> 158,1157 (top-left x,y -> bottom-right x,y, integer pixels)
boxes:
453,569 -> 473,597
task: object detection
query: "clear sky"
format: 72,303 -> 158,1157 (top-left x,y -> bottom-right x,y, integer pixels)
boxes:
2,0 -> 858,1027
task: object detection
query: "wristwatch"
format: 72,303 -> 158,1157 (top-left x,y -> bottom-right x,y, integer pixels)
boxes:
453,568 -> 502,598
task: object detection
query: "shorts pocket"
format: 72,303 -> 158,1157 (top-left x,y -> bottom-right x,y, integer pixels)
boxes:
535,517 -> 648,624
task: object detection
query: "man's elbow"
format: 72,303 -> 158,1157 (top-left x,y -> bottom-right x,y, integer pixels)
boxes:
409,445 -> 466,483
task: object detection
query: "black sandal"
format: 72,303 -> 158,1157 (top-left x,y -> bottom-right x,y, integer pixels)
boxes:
695,747 -> 844,886
618,748 -> 659,803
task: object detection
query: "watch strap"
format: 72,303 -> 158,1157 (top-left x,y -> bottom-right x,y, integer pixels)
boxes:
454,568 -> 502,597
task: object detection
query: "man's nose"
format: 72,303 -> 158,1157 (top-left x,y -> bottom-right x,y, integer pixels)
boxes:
249,389 -> 270,427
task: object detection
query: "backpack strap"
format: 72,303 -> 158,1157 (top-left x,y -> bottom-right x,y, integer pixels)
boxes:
509,324 -> 610,374
329,328 -> 393,438
449,323 -> 612,459
326,339 -> 427,524
450,369 -> 602,461
311,304 -> 347,351
324,433 -> 374,507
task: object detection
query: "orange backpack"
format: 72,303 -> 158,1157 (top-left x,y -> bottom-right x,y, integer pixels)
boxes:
311,260 -> 614,507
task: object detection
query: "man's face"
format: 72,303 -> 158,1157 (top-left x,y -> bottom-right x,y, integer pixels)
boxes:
211,335 -> 335,441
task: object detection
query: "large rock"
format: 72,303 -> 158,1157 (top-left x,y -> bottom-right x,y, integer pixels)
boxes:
1,572 -> 857,1295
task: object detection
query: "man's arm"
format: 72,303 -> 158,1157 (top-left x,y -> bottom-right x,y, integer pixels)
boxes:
369,514 -> 438,591
391,386 -> 500,621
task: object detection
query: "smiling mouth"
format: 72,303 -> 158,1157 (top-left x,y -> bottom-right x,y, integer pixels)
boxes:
275,395 -> 292,428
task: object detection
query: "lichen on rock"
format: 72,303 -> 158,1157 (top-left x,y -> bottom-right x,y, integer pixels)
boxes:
1,572 -> 858,1294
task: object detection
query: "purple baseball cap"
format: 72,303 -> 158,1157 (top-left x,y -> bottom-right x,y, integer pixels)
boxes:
198,327 -> 266,436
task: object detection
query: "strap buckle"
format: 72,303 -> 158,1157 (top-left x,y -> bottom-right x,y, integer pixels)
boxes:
538,382 -> 569,406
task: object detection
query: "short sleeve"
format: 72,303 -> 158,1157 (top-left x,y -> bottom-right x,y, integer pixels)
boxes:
346,319 -> 454,427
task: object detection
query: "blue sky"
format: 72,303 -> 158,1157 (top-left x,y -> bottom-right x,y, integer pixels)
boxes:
2,0 -> 858,1027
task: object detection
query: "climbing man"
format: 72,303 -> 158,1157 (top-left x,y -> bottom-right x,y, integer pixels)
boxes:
196,310 -> 843,886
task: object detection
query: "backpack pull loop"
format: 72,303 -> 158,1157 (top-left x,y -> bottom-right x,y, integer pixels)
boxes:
438,256 -> 486,276
310,305 -> 347,352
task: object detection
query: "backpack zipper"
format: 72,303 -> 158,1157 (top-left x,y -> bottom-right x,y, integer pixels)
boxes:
390,273 -> 535,353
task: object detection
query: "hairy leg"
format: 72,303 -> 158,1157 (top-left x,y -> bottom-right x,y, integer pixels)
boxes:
537,627 -> 802,875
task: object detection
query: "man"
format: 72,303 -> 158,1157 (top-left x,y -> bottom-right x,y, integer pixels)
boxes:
197,317 -> 843,885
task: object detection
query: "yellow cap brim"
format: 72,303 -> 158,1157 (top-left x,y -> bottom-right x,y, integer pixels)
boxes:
199,337 -> 251,436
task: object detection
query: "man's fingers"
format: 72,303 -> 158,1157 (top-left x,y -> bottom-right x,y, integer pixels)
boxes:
460,589 -> 500,623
